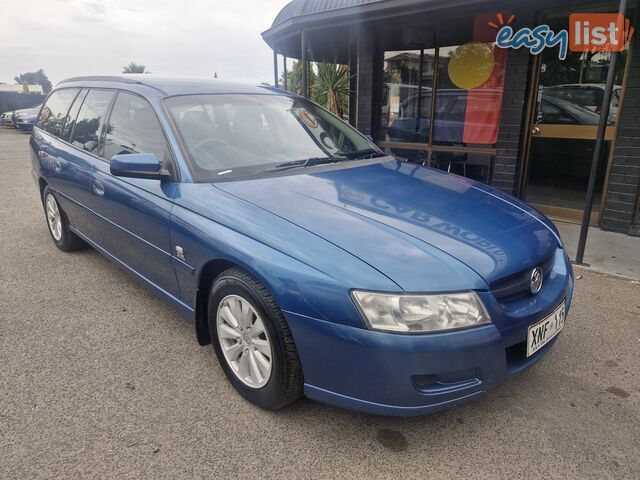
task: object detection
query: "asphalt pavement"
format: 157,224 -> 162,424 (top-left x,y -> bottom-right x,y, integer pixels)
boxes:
1,126 -> 639,479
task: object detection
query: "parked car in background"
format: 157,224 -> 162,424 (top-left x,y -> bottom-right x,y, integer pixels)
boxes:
11,105 -> 41,130
386,88 -> 503,145
537,95 -> 602,125
383,88 -> 503,174
31,76 -> 573,416
15,108 -> 39,132
543,84 -> 620,124
0,111 -> 15,126
531,96 -> 604,184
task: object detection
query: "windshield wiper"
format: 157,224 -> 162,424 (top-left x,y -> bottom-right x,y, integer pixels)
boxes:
262,156 -> 347,172
343,149 -> 386,160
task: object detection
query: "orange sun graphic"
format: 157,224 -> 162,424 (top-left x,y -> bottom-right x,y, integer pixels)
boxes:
488,13 -> 516,30
624,18 -> 635,45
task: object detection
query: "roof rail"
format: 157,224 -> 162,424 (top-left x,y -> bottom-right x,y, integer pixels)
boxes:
58,75 -> 143,85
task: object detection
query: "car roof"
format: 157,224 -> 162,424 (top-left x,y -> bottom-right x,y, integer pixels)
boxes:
57,74 -> 281,97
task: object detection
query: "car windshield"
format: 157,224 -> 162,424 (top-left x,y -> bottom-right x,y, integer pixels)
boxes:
165,94 -> 382,181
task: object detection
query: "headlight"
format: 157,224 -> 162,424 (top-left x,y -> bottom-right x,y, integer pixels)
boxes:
351,291 -> 490,333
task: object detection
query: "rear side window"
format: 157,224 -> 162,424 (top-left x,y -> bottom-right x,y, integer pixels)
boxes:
61,89 -> 88,141
70,89 -> 115,155
101,92 -> 171,164
37,89 -> 79,137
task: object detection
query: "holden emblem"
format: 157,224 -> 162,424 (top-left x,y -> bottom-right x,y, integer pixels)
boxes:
530,267 -> 543,294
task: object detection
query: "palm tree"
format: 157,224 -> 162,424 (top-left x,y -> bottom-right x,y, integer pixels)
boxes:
315,63 -> 350,117
122,62 -> 148,74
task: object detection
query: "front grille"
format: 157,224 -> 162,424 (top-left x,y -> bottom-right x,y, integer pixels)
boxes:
490,255 -> 555,302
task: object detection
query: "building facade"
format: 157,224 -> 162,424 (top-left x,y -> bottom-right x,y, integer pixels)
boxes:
0,84 -> 44,94
263,0 -> 640,236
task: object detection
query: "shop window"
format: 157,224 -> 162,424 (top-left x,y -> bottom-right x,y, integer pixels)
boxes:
432,16 -> 507,146
535,10 -> 628,127
379,13 -> 507,183
382,49 -> 435,163
430,151 -> 494,184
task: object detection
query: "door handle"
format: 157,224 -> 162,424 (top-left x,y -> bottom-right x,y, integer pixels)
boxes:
92,179 -> 105,196
531,126 -> 540,135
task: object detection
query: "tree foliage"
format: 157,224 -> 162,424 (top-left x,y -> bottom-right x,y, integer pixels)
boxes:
123,62 -> 148,74
315,63 -> 350,116
14,69 -> 52,93
282,61 -> 316,97
281,61 -> 350,117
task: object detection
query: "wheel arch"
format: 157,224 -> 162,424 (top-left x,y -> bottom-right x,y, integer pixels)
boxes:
194,257 -> 279,346
38,177 -> 48,201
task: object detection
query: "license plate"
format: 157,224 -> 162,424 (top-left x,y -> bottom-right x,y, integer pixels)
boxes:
527,301 -> 565,357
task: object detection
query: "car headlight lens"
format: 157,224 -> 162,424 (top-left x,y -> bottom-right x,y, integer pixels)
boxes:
351,291 -> 490,333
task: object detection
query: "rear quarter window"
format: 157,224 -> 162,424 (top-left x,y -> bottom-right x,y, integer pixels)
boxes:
61,89 -> 88,141
37,89 -> 79,137
70,89 -> 115,155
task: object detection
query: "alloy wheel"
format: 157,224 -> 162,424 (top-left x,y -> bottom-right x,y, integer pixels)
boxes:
216,294 -> 273,388
45,193 -> 62,241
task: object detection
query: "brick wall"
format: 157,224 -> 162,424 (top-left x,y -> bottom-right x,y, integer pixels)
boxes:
356,25 -> 375,135
491,47 -> 531,196
601,33 -> 640,235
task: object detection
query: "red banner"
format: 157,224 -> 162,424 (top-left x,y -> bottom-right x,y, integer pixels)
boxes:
462,13 -> 509,145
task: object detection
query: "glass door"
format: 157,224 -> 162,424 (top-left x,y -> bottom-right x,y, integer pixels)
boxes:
523,9 -> 629,223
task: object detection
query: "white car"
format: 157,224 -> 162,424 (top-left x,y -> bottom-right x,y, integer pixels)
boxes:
0,111 -> 15,126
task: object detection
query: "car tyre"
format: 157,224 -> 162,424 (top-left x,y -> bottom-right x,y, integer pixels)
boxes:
208,267 -> 303,410
42,186 -> 85,252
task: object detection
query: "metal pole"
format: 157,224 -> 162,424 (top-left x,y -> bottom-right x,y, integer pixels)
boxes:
283,55 -> 288,91
416,49 -> 425,143
273,50 -> 279,88
302,31 -> 309,98
348,39 -> 357,126
575,0 -> 627,265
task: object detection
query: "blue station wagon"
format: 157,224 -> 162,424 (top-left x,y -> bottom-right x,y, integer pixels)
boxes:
31,75 -> 573,416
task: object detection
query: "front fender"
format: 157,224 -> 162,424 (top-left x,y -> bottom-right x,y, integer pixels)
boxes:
170,184 -> 399,329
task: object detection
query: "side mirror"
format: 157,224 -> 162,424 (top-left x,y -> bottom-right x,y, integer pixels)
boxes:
110,153 -> 170,180
365,134 -> 375,143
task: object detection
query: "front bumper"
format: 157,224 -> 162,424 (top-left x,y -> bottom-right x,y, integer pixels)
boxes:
285,248 -> 574,416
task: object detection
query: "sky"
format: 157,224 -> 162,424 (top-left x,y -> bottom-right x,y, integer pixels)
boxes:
0,0 -> 288,87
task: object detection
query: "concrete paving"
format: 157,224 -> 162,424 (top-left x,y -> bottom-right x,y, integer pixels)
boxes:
555,220 -> 640,281
1,127 -> 639,479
